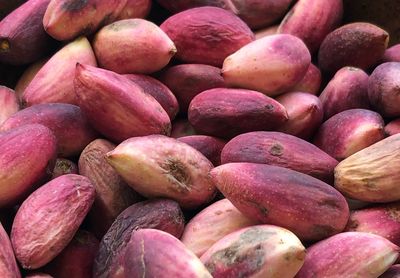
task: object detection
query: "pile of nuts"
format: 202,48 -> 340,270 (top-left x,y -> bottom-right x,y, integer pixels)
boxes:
0,0 -> 400,277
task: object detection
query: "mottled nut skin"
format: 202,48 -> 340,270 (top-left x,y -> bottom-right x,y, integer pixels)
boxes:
200,225 -> 306,278
318,22 -> 389,74
0,222 -> 20,278
106,135 -> 216,209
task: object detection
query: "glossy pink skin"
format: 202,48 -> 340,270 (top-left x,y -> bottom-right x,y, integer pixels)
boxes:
319,67 -> 370,119
43,0 -> 127,41
52,158 -> 78,179
278,0 -> 343,53
181,199 -> 259,257
22,37 -> 97,106
178,135 -> 226,166
116,0 -> 152,20
78,139 -> 141,239
93,199 -> 185,278
289,64 -> 322,95
276,92 -> 323,140
383,44 -> 400,63
0,223 -> 21,278
161,7 -> 254,66
188,88 -> 288,138
380,265 -> 400,278
170,118 -> 197,138
313,109 -> 386,161
368,62 -> 400,118
296,232 -> 400,278
123,229 -> 212,278
25,274 -> 53,278
159,64 -> 226,113
74,64 -> 171,143
211,163 -> 350,242
0,0 -> 53,65
221,131 -> 338,184
0,103 -> 97,157
318,23 -> 389,74
44,230 -> 99,278
94,19 -> 176,74
345,202 -> 400,246
11,174 -> 96,269
385,119 -> 400,136
222,34 -> 311,96
0,124 -> 57,208
124,74 -> 179,120
0,86 -> 19,125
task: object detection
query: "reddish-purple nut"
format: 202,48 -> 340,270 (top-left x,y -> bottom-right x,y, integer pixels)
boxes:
44,230 -> 99,278
296,232 -> 399,278
122,229 -> 212,277
289,63 -> 322,95
345,202 -> 400,246
0,0 -> 54,65
25,274 -> 53,278
221,131 -> 338,184
93,199 -> 185,278
385,119 -> 400,136
0,124 -> 57,208
0,222 -> 21,278
158,64 -> 226,113
275,92 -> 323,140
200,225 -> 306,278
177,135 -> 226,166
74,64 -> 171,143
0,103 -> 98,157
22,37 -> 97,107
0,86 -> 19,125
11,174 -> 96,269
51,158 -> 78,179
313,109 -> 385,161
222,34 -> 311,96
124,73 -> 179,120
160,7 -> 254,67
78,139 -> 141,239
188,88 -> 288,138
43,0 -> 127,41
278,0 -> 343,53
319,67 -> 370,119
318,22 -> 389,74
181,198 -> 259,257
383,44 -> 400,63
106,135 -> 216,209
93,19 -> 176,74
368,62 -> 400,118
211,163 -> 350,242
